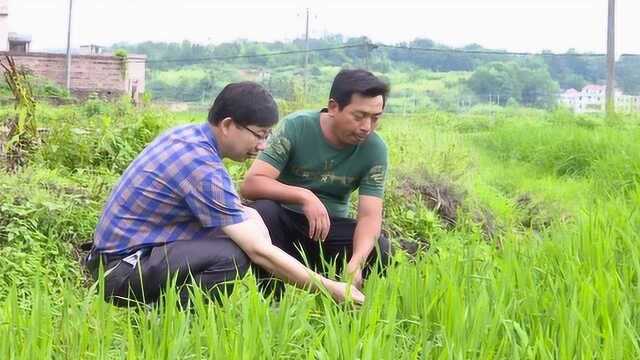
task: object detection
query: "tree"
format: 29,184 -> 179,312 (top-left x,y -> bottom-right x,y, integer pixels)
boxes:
467,62 -> 519,105
244,43 -> 271,66
343,36 -> 371,66
213,42 -> 242,59
617,55 -> 640,95
467,60 -> 559,108
517,66 -> 559,108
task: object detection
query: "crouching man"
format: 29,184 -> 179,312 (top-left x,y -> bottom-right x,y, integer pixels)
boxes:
85,82 -> 363,306
241,69 -> 393,289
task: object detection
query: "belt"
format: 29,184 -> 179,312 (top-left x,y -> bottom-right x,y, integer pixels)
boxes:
102,249 -> 146,277
86,247 -> 150,276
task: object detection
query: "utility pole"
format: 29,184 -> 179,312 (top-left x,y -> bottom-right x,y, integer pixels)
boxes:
65,0 -> 73,91
605,0 -> 616,116
303,8 -> 310,105
364,42 -> 369,69
363,41 -> 377,70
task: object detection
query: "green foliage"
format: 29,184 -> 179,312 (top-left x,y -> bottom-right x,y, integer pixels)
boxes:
113,49 -> 128,59
113,49 -> 129,80
37,101 -> 169,172
543,49 -> 606,90
384,186 -> 445,244
474,113 -> 640,195
0,166 -> 104,301
0,74 -> 71,103
1,58 -> 39,171
467,60 -> 559,108
451,115 -> 498,133
617,55 -> 640,95
32,76 -> 72,100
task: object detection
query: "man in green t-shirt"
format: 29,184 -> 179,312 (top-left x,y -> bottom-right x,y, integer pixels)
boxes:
241,69 -> 392,289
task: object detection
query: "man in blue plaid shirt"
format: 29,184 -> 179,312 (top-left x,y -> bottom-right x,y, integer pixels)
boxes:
86,82 -> 363,306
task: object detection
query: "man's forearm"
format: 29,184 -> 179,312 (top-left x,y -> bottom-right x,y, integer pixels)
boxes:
349,216 -> 381,269
250,242 -> 331,289
223,217 -> 329,291
241,175 -> 309,205
251,241 -> 364,303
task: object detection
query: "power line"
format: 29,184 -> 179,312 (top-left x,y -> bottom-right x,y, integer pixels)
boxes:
142,44 -> 366,64
375,43 -> 637,58
130,42 -> 640,67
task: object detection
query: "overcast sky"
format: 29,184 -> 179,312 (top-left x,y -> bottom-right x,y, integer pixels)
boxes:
8,0 -> 640,55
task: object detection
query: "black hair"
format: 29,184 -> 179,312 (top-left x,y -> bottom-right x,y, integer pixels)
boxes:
329,69 -> 390,110
208,82 -> 278,127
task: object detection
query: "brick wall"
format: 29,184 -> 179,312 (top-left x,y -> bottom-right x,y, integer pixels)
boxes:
0,51 -> 146,100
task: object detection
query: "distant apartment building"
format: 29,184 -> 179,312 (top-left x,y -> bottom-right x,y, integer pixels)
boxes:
559,84 -> 640,113
0,0 -> 145,101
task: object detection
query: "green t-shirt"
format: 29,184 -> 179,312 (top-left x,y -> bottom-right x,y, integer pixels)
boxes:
258,109 -> 388,218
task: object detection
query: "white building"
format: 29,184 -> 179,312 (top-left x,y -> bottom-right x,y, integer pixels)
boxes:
0,0 -> 8,51
0,0 -> 31,53
560,84 -> 640,113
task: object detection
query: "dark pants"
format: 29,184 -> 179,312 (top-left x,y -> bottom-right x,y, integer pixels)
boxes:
248,199 -> 393,278
86,230 -> 251,307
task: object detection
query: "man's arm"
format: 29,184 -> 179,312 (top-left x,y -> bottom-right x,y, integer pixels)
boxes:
222,207 -> 363,303
241,159 -> 307,205
346,195 -> 383,288
240,160 -> 331,241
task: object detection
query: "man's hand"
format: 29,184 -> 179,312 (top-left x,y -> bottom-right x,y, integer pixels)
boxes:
321,278 -> 365,304
301,190 -> 331,242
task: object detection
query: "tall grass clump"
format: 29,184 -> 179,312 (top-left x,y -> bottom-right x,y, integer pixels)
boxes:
474,116 -> 640,194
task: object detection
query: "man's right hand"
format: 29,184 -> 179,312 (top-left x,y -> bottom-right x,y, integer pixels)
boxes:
301,190 -> 331,241
322,278 -> 365,304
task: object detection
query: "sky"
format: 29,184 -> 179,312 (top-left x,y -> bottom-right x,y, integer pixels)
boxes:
8,0 -> 640,55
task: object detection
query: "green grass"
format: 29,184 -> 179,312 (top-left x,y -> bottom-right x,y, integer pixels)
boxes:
1,101 -> 639,358
2,200 -> 638,358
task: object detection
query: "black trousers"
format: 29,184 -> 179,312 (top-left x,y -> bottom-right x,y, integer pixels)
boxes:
248,200 -> 393,278
86,230 -> 252,307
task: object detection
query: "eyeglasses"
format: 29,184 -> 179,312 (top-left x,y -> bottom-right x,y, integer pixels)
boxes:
240,125 -> 271,142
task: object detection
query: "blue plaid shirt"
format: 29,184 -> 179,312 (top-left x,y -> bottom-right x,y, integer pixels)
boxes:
93,123 -> 248,254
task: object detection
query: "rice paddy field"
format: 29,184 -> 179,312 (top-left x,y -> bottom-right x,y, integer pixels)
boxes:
1,100 -> 639,359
